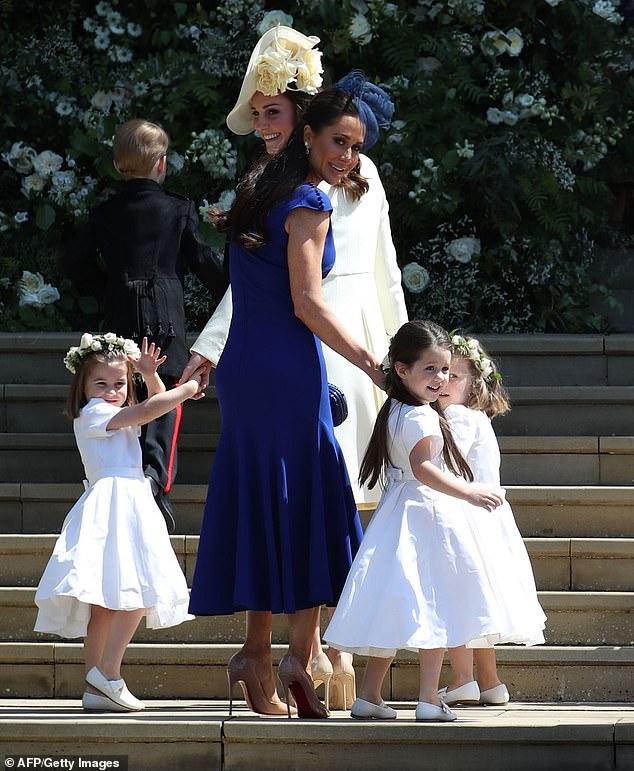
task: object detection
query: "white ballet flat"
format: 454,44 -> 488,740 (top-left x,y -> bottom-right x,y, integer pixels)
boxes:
438,680 -> 480,706
351,697 -> 397,720
479,683 -> 510,705
85,666 -> 145,711
415,701 -> 457,722
82,690 -> 134,712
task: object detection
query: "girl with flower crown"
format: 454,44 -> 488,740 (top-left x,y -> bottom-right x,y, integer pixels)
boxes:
435,333 -> 546,708
34,334 -> 205,713
181,25 -> 408,713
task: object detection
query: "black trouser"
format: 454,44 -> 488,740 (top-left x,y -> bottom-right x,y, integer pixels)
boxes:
137,375 -> 181,494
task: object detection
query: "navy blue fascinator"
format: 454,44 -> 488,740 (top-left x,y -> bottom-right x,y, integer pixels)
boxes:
334,70 -> 395,150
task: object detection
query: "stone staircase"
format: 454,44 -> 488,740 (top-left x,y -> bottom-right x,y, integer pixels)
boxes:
0,332 -> 633,770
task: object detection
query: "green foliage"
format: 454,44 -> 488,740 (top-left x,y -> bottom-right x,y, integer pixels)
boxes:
2,0 -> 634,331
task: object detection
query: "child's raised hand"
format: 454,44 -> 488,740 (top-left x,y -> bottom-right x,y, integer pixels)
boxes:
465,484 -> 504,512
132,337 -> 168,379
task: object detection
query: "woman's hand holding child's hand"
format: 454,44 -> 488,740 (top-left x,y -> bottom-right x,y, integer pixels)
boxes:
131,338 -> 167,379
465,484 -> 504,512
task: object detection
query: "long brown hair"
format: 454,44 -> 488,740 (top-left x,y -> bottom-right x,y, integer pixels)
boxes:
359,320 -> 473,489
65,352 -> 137,419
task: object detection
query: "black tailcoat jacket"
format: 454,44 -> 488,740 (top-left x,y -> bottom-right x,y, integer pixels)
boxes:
65,179 -> 228,377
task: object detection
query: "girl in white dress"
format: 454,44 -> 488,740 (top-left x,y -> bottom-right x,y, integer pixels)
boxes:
34,333 -> 204,712
325,320 -> 510,722
436,334 -> 546,708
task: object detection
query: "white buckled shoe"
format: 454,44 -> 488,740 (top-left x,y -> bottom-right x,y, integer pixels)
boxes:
85,666 -> 145,711
351,697 -> 397,720
438,680 -> 480,706
415,700 -> 457,722
479,683 -> 510,706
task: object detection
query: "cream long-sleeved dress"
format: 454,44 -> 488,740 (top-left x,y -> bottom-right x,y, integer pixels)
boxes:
191,155 -> 408,502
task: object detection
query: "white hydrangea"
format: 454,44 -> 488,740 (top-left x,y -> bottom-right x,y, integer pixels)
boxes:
350,13 -> 372,44
592,1 -> 623,23
257,9 -> 294,35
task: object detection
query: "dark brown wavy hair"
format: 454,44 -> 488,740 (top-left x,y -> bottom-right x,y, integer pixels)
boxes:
359,320 -> 473,490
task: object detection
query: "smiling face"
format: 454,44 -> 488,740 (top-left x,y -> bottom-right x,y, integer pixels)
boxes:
438,355 -> 474,409
83,358 -> 130,407
250,91 -> 299,155
394,345 -> 452,404
304,115 -> 364,186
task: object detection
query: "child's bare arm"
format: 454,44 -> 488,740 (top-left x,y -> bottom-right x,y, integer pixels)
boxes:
132,338 -> 167,398
106,369 -> 204,431
409,437 -> 503,511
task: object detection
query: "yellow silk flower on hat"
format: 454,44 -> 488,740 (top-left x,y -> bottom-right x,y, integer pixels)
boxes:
255,36 -> 323,96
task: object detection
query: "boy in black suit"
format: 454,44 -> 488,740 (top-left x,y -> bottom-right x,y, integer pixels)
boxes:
65,119 -> 228,531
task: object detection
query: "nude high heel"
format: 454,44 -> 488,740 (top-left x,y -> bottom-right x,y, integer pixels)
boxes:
310,652 -> 333,710
227,651 -> 293,716
278,654 -> 330,719
328,651 -> 356,711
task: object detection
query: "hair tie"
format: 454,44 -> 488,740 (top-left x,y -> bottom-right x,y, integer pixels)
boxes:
334,69 -> 395,150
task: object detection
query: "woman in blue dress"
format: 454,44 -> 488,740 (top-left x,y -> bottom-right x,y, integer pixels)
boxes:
188,87 -> 386,718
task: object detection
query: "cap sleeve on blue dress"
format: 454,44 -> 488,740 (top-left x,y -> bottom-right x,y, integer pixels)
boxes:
287,184 -> 333,215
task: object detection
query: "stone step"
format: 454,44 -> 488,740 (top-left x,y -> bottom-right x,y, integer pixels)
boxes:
2,588 -> 632,647
1,534 -> 632,592
0,586 -> 634,646
0,384 -> 220,434
3,433 -> 634,486
1,700 -> 633,771
4,332 -> 634,387
1,642 -> 632,704
2,483 -> 634,538
5,383 -> 634,437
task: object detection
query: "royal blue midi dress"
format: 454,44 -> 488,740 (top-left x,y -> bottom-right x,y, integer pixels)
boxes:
189,184 -> 363,615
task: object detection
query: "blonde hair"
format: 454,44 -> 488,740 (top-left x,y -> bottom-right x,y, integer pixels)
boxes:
113,119 -> 169,178
452,341 -> 510,419
65,352 -> 137,419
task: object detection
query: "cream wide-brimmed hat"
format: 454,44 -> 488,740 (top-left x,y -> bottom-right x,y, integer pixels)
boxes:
226,25 -> 323,136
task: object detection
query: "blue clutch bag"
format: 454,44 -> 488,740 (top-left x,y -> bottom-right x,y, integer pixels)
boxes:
328,383 -> 348,427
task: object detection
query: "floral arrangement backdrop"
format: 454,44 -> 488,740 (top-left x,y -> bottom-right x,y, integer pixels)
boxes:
2,0 -> 634,332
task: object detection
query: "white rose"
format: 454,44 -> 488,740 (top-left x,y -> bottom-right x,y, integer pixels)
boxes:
91,341 -> 102,351
468,339 -> 480,350
80,333 -> 94,349
4,141 -> 36,174
446,237 -> 481,263
103,332 -> 117,343
451,335 -> 462,346
91,90 -> 113,112
505,28 -> 524,56
19,290 -> 44,309
486,108 -> 505,125
481,30 -> 507,57
21,173 -> 47,197
349,13 -> 372,44
402,262 -> 431,293
36,284 -> 60,305
257,10 -> 294,36
20,270 -> 45,293
32,150 -> 64,177
295,49 -> 323,93
123,339 -> 141,358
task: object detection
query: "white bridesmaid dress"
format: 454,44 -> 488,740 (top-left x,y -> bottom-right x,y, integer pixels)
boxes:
34,398 -> 193,638
324,401 -> 545,658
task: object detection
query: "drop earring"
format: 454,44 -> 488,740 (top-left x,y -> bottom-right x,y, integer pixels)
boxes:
304,142 -> 311,157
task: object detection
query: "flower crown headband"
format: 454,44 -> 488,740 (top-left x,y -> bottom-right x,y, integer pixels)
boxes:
64,332 -> 140,374
450,332 -> 501,386
255,29 -> 323,97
